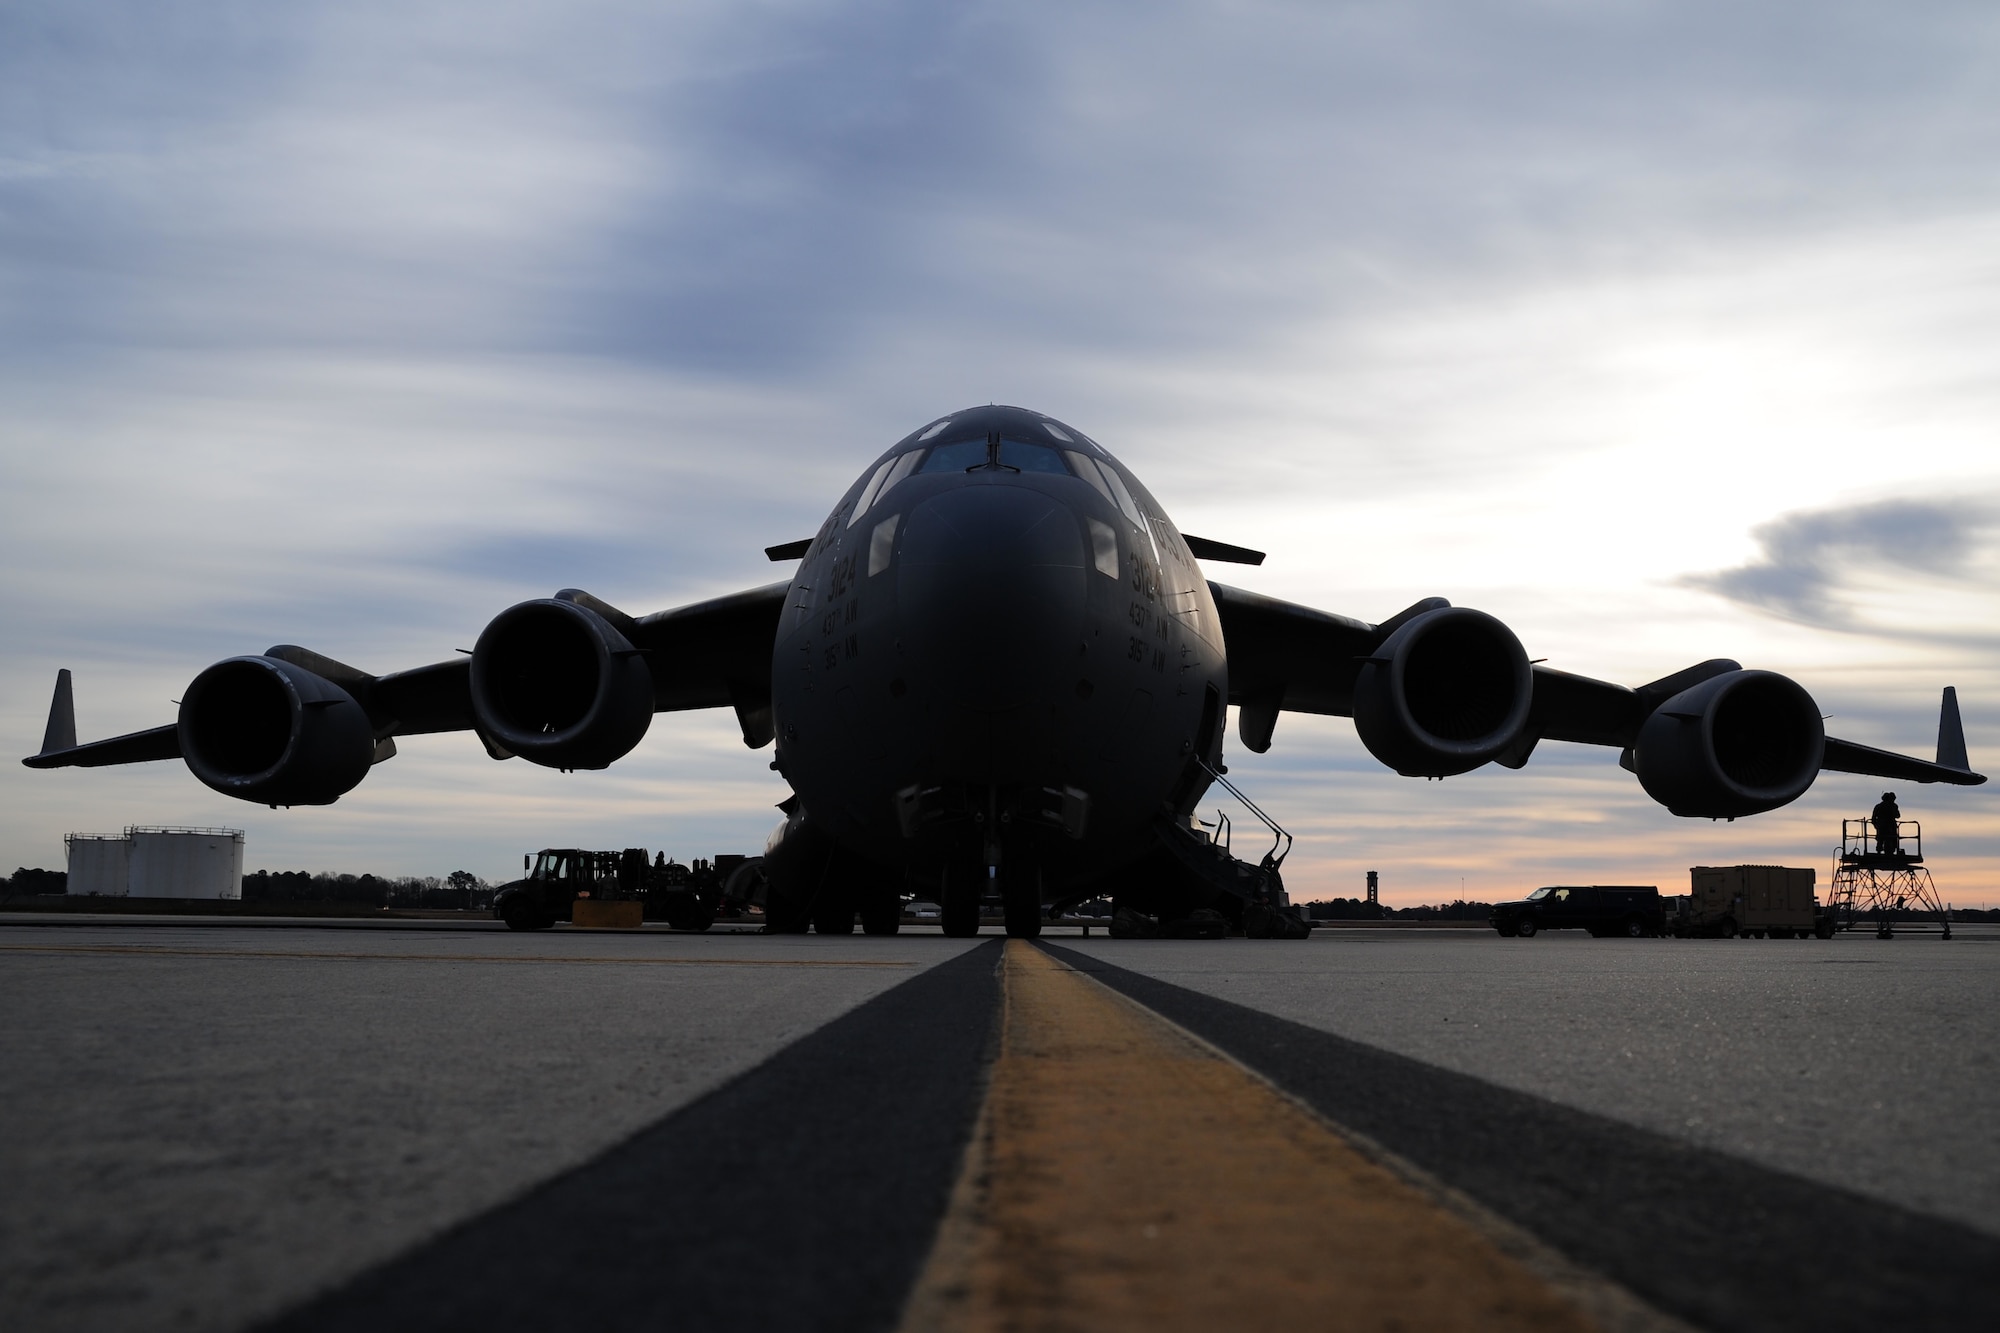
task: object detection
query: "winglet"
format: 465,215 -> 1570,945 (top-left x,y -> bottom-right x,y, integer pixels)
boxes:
1938,686 -> 1969,771
39,670 -> 76,757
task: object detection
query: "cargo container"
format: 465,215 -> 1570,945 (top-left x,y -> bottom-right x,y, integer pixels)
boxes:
1672,865 -> 1827,939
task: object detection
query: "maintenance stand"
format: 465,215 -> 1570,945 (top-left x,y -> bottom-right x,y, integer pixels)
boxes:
1828,818 -> 1951,939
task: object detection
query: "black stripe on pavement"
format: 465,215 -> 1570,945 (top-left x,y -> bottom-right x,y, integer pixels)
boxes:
264,939 -> 1004,1333
1042,942 -> 2000,1333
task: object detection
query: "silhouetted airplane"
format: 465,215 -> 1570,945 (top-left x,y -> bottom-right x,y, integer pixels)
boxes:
26,406 -> 1984,937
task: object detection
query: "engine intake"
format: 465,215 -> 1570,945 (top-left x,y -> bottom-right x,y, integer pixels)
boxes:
1353,607 -> 1532,777
178,656 -> 375,805
469,599 -> 653,769
1634,669 -> 1824,818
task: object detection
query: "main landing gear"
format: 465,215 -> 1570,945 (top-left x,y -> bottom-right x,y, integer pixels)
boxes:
938,864 -> 1041,938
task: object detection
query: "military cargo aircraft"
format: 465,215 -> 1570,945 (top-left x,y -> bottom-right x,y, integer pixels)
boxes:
25,405 -> 1985,937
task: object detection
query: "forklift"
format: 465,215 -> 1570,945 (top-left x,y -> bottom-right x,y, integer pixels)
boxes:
492,847 -> 719,931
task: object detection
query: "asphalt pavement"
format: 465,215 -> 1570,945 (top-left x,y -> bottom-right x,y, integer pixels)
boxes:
0,922 -> 976,1333
1060,928 -> 2000,1235
1,917 -> 1993,1332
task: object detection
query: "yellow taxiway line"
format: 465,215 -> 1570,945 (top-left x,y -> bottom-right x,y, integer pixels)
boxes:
902,939 -> 1611,1332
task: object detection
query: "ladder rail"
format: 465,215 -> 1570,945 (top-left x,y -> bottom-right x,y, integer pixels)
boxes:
1194,757 -> 1292,871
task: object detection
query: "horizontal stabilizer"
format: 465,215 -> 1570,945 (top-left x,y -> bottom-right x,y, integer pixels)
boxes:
1183,534 -> 1266,566
1822,735 -> 1983,787
23,670 -> 182,769
24,723 -> 182,769
765,539 -> 813,561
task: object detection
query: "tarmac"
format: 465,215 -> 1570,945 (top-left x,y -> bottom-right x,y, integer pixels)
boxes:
2,916 -> 1995,1332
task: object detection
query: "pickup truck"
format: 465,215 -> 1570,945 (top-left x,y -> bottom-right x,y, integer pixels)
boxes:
1490,885 -> 1663,938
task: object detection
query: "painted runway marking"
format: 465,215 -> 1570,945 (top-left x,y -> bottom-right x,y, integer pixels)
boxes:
901,939 -> 1602,1332
0,943 -> 915,968
1049,943 -> 2000,1332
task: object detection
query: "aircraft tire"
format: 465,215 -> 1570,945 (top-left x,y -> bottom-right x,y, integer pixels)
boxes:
812,897 -> 856,934
762,877 -> 812,934
1003,907 -> 1042,939
859,899 -> 901,935
941,901 -> 980,937
940,868 -> 981,937
1001,875 -> 1042,940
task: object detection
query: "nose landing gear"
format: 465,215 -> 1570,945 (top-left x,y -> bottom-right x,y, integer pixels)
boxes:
941,865 -> 981,938
1000,866 -> 1042,939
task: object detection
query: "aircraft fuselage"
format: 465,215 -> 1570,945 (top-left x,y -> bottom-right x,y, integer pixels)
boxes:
771,406 -> 1226,905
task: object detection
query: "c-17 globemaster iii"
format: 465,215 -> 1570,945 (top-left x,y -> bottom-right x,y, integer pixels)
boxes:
25,405 -> 1985,937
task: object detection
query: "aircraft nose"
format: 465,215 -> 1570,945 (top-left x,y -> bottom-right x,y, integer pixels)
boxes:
898,483 -> 1088,710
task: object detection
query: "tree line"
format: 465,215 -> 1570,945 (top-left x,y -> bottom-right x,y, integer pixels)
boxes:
4,865 -> 496,909
1304,897 -> 1495,920
239,869 -> 495,909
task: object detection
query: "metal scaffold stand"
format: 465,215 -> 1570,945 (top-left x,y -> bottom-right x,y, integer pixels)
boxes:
1827,819 -> 1951,939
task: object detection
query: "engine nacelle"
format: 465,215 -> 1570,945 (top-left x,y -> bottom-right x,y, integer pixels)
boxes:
1353,607 -> 1533,777
1634,669 -> 1824,818
178,656 -> 375,805
469,599 -> 653,769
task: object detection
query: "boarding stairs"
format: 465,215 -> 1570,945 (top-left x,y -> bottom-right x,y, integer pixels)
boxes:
1152,760 -> 1309,939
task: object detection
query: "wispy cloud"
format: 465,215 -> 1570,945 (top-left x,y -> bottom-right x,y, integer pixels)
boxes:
1683,498 -> 1999,637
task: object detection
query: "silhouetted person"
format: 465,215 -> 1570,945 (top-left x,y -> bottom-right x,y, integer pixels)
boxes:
1872,792 -> 1901,856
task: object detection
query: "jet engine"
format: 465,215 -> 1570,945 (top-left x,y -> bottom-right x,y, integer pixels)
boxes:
469,598 -> 653,769
1633,669 -> 1824,818
178,656 -> 375,805
1352,607 -> 1533,777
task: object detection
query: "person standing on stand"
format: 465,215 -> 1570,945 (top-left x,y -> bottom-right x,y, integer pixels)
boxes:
1872,791 -> 1902,855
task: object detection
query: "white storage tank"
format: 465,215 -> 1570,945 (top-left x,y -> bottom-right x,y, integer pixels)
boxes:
126,827 -> 245,899
65,834 -> 130,896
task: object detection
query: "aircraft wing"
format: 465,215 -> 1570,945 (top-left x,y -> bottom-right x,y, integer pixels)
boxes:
629,581 -> 790,745
1209,581 -> 1984,786
1206,581 -> 1438,752
24,581 -> 791,773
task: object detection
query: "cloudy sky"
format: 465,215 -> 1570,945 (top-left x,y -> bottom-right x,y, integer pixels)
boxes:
5,1 -> 1997,904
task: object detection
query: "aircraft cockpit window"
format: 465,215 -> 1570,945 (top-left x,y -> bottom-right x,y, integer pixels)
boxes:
1087,518 -> 1120,578
1065,451 -> 1117,507
1094,458 -> 1149,530
996,438 -> 1069,474
848,450 -> 923,527
1042,421 -> 1074,443
918,418 -> 954,441
917,438 -> 991,473
868,514 -> 901,577
876,449 -> 920,500
847,457 -> 898,527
